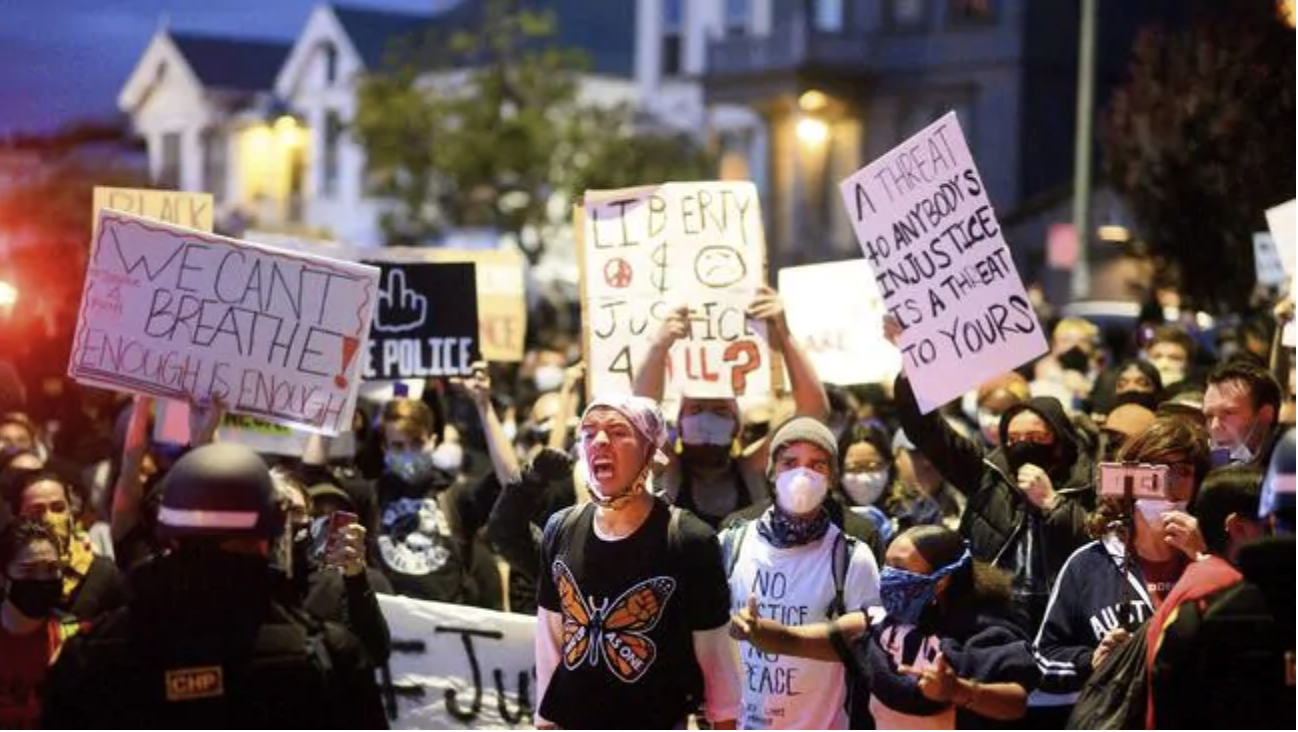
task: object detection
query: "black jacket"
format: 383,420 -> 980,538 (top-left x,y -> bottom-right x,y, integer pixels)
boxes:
42,551 -> 387,730
894,376 -> 1096,630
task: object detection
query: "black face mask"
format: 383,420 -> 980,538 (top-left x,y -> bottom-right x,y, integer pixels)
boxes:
1058,346 -> 1091,373
6,578 -> 62,618
1005,440 -> 1056,473
1110,390 -> 1158,412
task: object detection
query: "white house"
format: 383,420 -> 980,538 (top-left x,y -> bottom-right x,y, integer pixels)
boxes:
119,1 -> 641,248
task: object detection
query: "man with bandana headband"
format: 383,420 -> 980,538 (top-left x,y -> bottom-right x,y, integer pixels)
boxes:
535,394 -> 741,730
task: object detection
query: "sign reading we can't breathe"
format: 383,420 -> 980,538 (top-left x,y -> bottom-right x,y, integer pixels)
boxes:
69,210 -> 379,435
839,112 -> 1047,413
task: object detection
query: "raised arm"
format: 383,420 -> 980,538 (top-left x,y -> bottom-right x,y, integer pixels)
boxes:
110,396 -> 152,545
632,304 -> 690,402
453,362 -> 522,487
548,363 -> 584,451
750,284 -> 829,421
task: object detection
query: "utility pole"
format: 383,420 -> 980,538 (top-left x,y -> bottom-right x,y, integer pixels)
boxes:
1070,0 -> 1097,302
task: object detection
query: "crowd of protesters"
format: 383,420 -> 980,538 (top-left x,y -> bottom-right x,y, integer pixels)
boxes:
0,282 -> 1293,729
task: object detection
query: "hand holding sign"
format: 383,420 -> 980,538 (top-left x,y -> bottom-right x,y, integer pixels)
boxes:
745,285 -> 789,343
188,396 -> 226,447
376,268 -> 429,333
653,305 -> 692,350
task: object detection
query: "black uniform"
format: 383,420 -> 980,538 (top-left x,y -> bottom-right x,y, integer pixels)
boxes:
42,550 -> 386,729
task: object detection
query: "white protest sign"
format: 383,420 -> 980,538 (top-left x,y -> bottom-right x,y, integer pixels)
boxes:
838,112 -> 1047,413
378,594 -> 535,730
1253,233 -> 1289,287
581,181 -> 770,400
778,259 -> 901,386
1265,199 -> 1296,295
69,210 -> 380,435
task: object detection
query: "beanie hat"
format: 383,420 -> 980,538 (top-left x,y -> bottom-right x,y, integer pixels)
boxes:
581,394 -> 670,467
767,416 -> 839,477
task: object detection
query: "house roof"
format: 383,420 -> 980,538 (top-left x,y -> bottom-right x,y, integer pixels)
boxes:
170,32 -> 293,91
330,0 -> 634,77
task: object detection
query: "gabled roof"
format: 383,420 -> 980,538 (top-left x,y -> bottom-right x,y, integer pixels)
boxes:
170,32 -> 293,92
330,0 -> 635,77
330,4 -> 442,69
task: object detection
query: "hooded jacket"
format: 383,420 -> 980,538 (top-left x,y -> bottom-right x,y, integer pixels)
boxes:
894,376 -> 1096,632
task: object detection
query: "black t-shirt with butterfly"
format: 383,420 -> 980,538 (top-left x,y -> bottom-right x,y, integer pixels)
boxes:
537,499 -> 730,729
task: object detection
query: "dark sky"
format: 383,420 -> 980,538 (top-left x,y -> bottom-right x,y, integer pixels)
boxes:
0,0 -> 444,136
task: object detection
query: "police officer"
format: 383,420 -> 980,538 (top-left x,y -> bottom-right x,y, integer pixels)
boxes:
41,443 -> 387,729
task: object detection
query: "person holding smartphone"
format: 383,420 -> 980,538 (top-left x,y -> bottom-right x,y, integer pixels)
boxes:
1031,416 -> 1210,722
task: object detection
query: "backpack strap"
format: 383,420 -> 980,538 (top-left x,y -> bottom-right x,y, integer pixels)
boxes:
667,504 -> 684,554
828,531 -> 854,619
719,520 -> 751,579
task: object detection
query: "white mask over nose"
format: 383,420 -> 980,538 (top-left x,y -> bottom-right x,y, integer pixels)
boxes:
679,413 -> 735,446
1149,356 -> 1185,387
841,470 -> 888,506
533,365 -> 565,393
775,467 -> 828,515
1134,499 -> 1187,525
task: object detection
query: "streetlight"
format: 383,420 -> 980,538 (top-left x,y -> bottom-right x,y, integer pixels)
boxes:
1070,0 -> 1097,302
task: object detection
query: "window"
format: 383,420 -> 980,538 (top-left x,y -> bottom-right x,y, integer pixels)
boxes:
661,0 -> 683,76
322,110 -> 343,197
322,42 -> 338,86
948,0 -> 995,25
887,0 -> 927,28
200,128 -> 226,199
159,132 -> 181,189
814,0 -> 845,33
725,0 -> 748,36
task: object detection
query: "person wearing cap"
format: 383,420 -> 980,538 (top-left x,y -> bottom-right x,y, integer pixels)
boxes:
633,285 -> 831,529
719,415 -> 880,729
1144,428 -> 1296,729
41,443 -> 386,729
535,394 -> 741,730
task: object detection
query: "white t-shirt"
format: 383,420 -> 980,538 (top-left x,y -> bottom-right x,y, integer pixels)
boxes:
726,522 -> 881,730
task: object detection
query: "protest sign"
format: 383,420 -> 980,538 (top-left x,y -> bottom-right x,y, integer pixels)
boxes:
778,259 -> 901,386
92,187 -> 214,238
1253,232 -> 1289,288
355,256 -> 479,380
69,210 -> 379,435
379,594 -> 534,730
1265,199 -> 1296,295
838,112 -> 1047,413
580,181 -> 770,401
252,232 -> 527,364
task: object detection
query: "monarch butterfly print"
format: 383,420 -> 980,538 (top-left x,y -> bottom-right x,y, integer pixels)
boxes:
553,560 -> 676,683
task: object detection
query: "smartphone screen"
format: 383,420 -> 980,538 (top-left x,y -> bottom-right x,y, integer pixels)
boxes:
1097,462 -> 1169,500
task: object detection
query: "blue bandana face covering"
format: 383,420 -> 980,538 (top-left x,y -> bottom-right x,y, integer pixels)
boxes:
880,548 -> 972,624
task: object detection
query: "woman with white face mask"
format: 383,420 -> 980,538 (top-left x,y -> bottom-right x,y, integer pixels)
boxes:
717,417 -> 881,730
1031,416 -> 1211,724
838,427 -> 898,545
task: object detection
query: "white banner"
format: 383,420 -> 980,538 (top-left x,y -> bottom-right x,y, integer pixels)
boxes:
379,594 -> 535,730
778,259 -> 901,386
838,112 -> 1047,413
70,211 -> 379,435
581,181 -> 771,401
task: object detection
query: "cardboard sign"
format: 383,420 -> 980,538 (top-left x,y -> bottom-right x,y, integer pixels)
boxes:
250,232 -> 527,363
580,181 -> 770,400
379,594 -> 534,730
69,211 -> 380,435
1253,232 -> 1289,287
92,187 -> 213,238
778,260 -> 901,386
1265,200 -> 1296,295
358,259 -> 479,379
838,112 -> 1047,413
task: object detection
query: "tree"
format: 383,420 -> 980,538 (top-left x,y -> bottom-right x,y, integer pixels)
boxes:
1102,1 -> 1295,313
352,0 -> 715,260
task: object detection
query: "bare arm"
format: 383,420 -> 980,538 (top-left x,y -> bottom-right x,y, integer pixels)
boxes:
693,624 -> 741,728
750,284 -> 829,421
110,396 -> 152,544
453,362 -> 521,487
548,364 -> 584,451
900,652 -> 1028,722
632,304 -> 689,402
535,607 -> 563,729
730,596 -> 869,662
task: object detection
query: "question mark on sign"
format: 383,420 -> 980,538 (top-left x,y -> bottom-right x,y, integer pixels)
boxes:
722,341 -> 761,397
